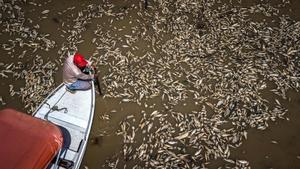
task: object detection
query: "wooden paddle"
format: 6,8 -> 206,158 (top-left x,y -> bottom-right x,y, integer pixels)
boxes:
92,67 -> 103,95
145,0 -> 148,9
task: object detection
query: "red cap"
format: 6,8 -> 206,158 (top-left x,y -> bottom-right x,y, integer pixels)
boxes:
73,53 -> 88,68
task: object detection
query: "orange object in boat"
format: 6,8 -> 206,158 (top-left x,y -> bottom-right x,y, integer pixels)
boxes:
0,108 -> 63,169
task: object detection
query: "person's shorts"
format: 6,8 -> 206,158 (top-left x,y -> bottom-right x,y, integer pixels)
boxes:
66,80 -> 91,90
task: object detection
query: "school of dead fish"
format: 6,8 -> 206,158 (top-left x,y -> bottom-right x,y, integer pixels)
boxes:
1,0 -> 300,168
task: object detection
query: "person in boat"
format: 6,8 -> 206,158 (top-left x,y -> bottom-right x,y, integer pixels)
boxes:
63,52 -> 95,92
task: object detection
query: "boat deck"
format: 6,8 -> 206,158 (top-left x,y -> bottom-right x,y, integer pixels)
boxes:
34,84 -> 95,169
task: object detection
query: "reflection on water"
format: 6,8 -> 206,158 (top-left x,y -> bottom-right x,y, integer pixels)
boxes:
0,0 -> 300,168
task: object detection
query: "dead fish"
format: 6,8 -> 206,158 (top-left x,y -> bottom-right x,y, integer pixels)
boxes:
175,131 -> 189,140
41,10 -> 50,14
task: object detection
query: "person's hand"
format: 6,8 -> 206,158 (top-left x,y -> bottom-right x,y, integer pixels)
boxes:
87,60 -> 93,67
89,74 -> 95,80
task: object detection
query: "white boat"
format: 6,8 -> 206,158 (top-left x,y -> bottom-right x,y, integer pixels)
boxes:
0,76 -> 95,169
33,83 -> 95,169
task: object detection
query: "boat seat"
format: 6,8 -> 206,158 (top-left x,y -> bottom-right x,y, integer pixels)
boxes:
38,110 -> 86,153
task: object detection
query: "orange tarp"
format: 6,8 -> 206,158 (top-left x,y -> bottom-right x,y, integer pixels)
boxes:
0,108 -> 63,169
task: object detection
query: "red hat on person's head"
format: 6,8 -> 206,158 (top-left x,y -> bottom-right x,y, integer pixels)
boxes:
73,52 -> 88,68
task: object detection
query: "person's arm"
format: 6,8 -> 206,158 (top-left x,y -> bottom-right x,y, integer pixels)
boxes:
74,68 -> 94,80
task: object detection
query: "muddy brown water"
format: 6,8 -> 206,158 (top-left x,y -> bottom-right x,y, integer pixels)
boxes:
1,0 -> 300,168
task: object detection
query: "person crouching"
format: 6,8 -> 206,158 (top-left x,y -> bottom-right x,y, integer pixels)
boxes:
63,52 -> 95,92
